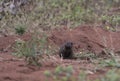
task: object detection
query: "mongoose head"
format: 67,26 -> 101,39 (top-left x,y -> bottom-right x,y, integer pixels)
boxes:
65,42 -> 73,49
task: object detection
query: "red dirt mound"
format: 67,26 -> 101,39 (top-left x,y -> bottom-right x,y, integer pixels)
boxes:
0,34 -> 31,52
0,26 -> 115,81
49,25 -> 120,54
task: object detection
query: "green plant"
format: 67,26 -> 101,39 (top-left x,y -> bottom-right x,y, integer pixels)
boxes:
12,38 -> 40,65
44,65 -> 76,81
75,51 -> 97,60
12,33 -> 48,66
44,65 -> 120,81
99,69 -> 120,81
99,49 -> 120,68
15,24 -> 26,35
78,71 -> 87,81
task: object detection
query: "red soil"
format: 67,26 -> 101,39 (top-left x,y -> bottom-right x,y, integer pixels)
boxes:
0,25 -> 120,81
49,25 -> 120,54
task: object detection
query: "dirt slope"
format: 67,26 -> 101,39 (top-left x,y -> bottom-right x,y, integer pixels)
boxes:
0,26 -> 120,81
49,25 -> 120,54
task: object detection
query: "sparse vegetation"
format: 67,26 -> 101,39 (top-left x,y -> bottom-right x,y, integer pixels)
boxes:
12,33 -> 47,66
12,32 -> 57,66
99,49 -> 120,68
75,51 -> 97,60
0,0 -> 120,33
44,66 -> 76,81
44,66 -> 120,81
